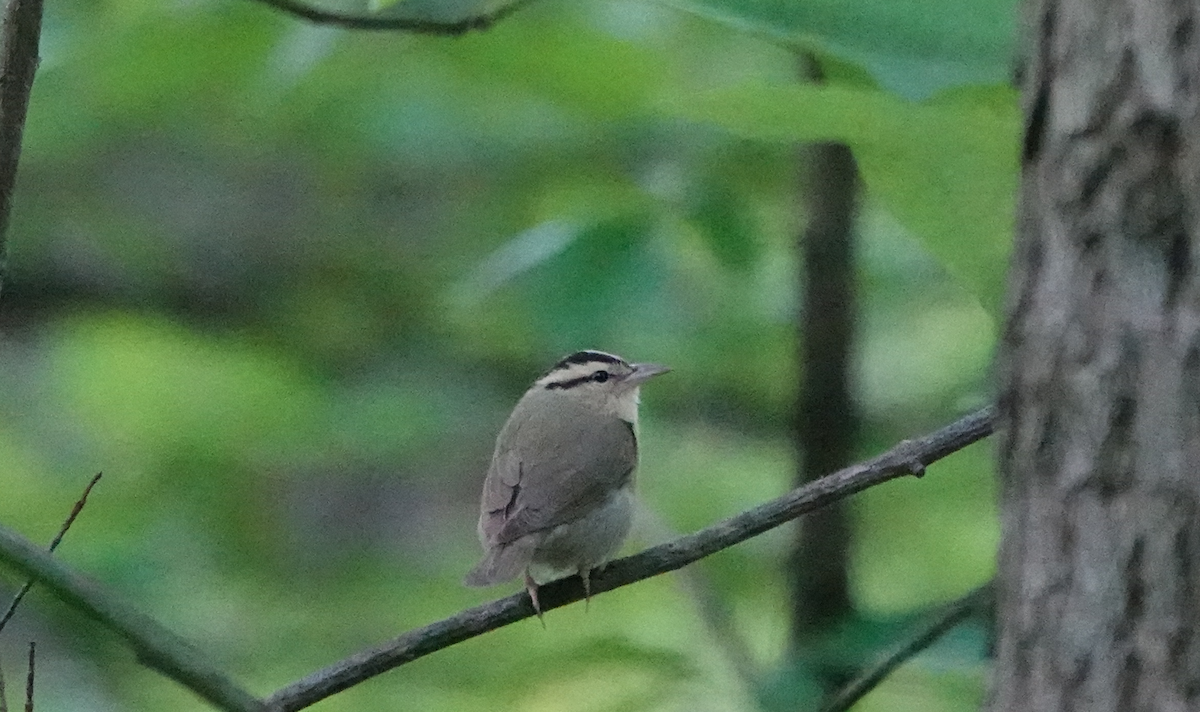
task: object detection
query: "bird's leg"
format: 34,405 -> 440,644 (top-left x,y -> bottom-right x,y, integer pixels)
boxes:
580,568 -> 592,611
525,572 -> 545,626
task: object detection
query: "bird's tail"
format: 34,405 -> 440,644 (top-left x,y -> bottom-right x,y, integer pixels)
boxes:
463,538 -> 537,587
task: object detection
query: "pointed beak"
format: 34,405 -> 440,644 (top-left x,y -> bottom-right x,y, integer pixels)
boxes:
626,362 -> 671,385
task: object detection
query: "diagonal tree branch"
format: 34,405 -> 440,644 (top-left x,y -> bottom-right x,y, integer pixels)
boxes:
0,406 -> 995,712
0,526 -> 265,712
821,581 -> 994,712
265,406 -> 995,711
0,0 -> 44,299
244,0 -> 535,33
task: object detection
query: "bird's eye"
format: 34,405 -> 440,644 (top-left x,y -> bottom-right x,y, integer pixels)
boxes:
591,370 -> 610,383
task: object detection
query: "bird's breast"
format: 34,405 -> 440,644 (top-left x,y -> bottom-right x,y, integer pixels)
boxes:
526,485 -> 635,584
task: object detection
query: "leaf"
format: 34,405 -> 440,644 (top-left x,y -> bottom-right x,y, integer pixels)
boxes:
657,0 -> 1017,98
519,214 -> 663,346
456,220 -> 583,298
685,181 -> 760,271
448,18 -> 668,120
660,82 -> 1018,316
758,658 -> 825,712
368,0 -> 407,13
367,0 -> 509,22
527,636 -> 696,678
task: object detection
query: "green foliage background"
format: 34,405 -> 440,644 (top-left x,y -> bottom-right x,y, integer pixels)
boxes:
0,0 -> 1012,709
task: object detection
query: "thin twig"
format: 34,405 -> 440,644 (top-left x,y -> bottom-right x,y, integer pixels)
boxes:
0,473 -> 102,636
265,406 -> 996,711
246,0 -> 535,33
21,643 -> 30,712
0,407 -> 994,712
0,529 -> 264,712
0,652 -> 7,712
820,582 -> 995,712
0,0 -> 44,298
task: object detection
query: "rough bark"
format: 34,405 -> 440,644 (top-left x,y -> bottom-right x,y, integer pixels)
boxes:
992,0 -> 1200,710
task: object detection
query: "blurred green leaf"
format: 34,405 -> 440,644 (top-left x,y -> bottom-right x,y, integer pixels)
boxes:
657,0 -> 1016,98
46,313 -> 326,473
685,181 -> 761,271
855,442 -> 998,611
518,214 -> 664,348
758,610 -> 991,711
366,0 -> 510,22
660,82 -> 1018,316
457,220 -> 583,298
758,657 -> 825,712
527,637 -> 696,678
447,16 -> 670,120
368,0 -> 407,12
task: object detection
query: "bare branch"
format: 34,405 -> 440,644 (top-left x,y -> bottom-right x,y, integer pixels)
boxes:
0,526 -> 264,712
0,0 -> 43,298
0,407 -> 993,712
0,473 -> 102,636
245,0 -> 535,33
266,406 -> 996,711
0,652 -> 7,712
21,643 -> 30,712
821,582 -> 993,712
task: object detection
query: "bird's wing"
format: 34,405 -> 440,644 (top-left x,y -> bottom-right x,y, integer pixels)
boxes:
477,447 -> 524,545
478,415 -> 637,547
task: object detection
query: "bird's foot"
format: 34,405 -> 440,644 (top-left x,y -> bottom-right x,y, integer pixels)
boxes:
525,572 -> 545,627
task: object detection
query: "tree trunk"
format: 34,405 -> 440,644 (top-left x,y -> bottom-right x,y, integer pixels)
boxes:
789,52 -> 859,672
991,0 -> 1200,710
791,136 -> 858,647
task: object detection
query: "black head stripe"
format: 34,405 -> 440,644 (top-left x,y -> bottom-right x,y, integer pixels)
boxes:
544,375 -> 593,390
550,350 -> 624,371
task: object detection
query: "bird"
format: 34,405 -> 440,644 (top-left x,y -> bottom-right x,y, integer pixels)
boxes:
464,350 -> 670,618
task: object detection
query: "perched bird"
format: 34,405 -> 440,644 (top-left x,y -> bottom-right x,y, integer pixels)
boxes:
464,350 -> 669,617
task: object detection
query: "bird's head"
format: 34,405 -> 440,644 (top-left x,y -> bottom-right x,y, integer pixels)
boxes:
534,350 -> 670,422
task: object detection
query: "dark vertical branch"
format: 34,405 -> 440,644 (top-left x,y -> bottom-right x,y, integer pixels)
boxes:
20,644 -> 30,712
0,0 -> 43,298
790,55 -> 860,656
